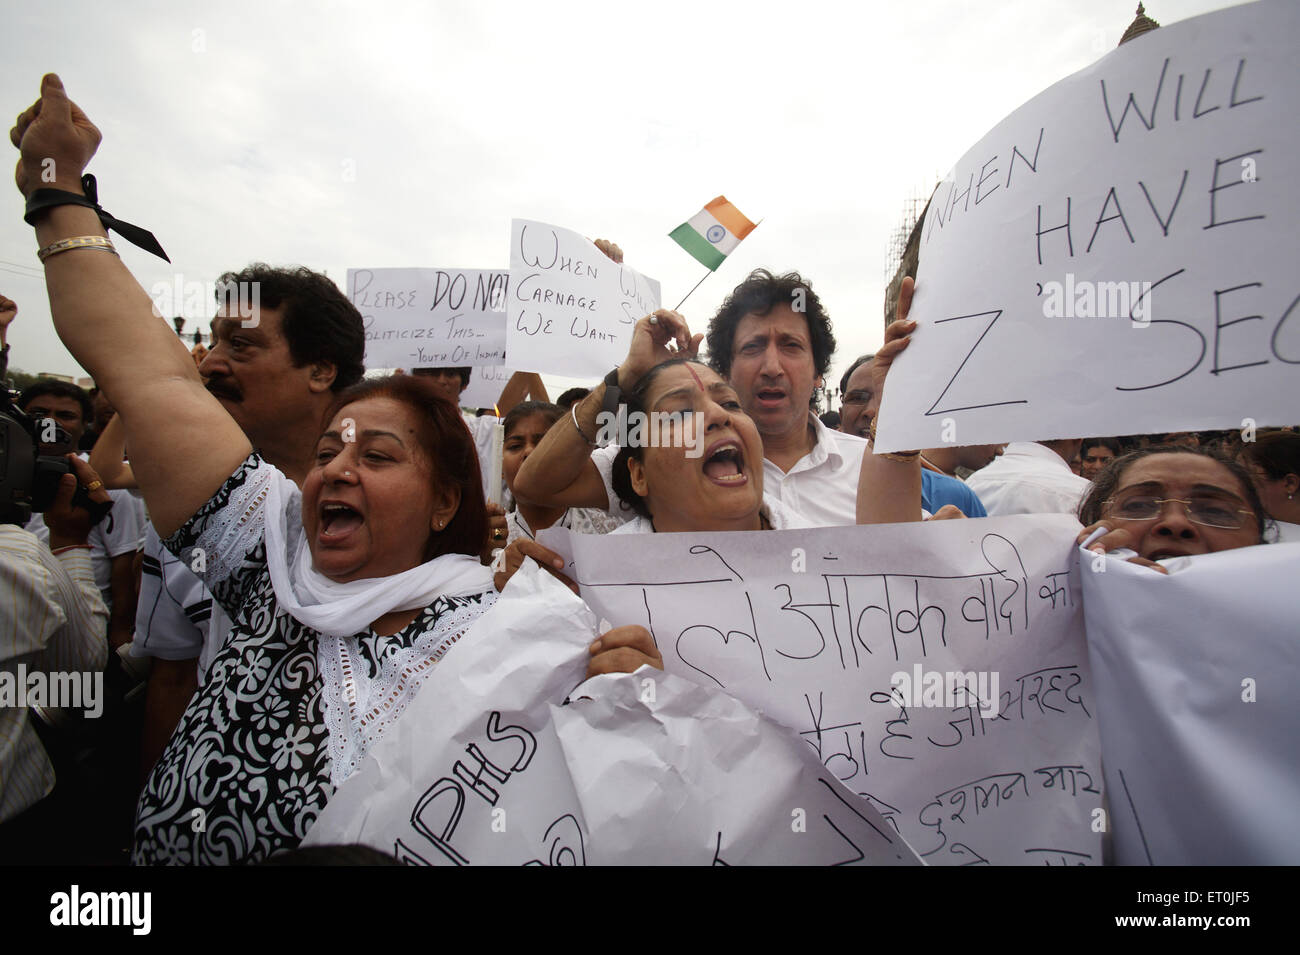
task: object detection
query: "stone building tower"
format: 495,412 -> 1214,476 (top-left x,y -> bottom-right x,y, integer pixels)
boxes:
1119,3 -> 1161,47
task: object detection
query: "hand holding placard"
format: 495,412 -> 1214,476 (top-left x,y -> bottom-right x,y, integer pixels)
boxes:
875,0 -> 1300,452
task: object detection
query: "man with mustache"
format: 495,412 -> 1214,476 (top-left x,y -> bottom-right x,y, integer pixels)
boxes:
134,265 -> 364,776
199,265 -> 364,484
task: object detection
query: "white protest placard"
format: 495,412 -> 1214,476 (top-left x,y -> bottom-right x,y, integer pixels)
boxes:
542,515 -> 1102,865
460,365 -> 516,411
1081,539 -> 1300,865
507,219 -> 661,379
876,0 -> 1300,452
304,561 -> 919,866
348,267 -> 508,371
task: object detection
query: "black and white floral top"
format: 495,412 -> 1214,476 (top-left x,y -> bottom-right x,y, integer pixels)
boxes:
132,454 -> 495,865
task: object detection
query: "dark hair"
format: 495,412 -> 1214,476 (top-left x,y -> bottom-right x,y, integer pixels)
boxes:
609,357 -> 706,521
1081,437 -> 1121,457
1198,429 -> 1244,454
555,387 -> 590,411
706,269 -> 836,381
412,367 -> 472,390
18,380 -> 92,423
1078,445 -> 1267,542
217,264 -> 365,392
839,353 -> 875,398
1241,430 -> 1300,481
503,400 -> 563,437
322,375 -> 488,560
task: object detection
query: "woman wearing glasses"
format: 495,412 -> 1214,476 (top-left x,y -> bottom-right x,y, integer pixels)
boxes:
1074,447 -> 1269,573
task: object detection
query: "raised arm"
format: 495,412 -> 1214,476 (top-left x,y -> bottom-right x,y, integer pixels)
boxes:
513,384 -> 612,509
523,372 -> 548,404
858,277 -> 923,524
0,293 -> 15,351
87,409 -> 135,489
513,308 -> 700,509
12,75 -> 250,536
494,371 -> 546,417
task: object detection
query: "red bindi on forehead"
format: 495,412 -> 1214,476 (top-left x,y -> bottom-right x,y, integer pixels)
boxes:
685,364 -> 705,391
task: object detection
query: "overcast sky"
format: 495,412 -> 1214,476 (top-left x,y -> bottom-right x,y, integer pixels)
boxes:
0,0 -> 1243,400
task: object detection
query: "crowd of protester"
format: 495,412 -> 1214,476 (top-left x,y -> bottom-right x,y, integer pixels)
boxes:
2,74 -> 1297,865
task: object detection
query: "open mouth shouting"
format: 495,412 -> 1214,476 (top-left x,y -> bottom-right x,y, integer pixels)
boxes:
702,439 -> 748,486
318,499 -> 364,544
753,385 -> 787,411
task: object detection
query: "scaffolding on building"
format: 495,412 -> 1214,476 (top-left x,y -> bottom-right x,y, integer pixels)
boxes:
884,190 -> 928,286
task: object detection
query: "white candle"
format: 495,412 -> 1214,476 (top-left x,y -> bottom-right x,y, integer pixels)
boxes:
487,420 -> 505,508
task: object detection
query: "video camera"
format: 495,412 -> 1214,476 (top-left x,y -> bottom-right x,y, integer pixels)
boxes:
1,354 -> 113,527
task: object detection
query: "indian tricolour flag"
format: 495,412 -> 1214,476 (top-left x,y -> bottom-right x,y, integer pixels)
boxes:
668,196 -> 757,271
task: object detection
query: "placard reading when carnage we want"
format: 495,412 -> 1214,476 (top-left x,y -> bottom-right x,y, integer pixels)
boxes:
507,219 -> 661,379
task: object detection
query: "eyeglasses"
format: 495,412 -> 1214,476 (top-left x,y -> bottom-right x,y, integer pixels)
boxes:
1101,495 -> 1255,529
841,390 -> 873,406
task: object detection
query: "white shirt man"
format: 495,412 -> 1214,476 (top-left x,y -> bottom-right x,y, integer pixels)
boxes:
965,441 -> 1091,517
133,524 -> 231,684
25,487 -> 147,612
0,525 -> 108,824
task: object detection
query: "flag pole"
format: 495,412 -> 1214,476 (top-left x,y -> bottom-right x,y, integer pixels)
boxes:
674,269 -> 713,311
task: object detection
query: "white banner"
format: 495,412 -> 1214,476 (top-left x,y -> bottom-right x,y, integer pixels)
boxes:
507,219 -> 661,379
460,366 -> 516,411
348,267 -> 508,370
543,515 -> 1103,865
1081,539 -> 1300,865
305,561 -> 920,866
876,0 -> 1300,452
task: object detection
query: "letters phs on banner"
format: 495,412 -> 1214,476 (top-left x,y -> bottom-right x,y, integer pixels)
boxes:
508,219 -> 661,379
348,267 -> 508,371
543,515 -> 1103,866
876,0 -> 1299,452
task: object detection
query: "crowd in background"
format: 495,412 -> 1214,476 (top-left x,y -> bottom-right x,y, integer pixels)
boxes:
2,73 -> 1297,865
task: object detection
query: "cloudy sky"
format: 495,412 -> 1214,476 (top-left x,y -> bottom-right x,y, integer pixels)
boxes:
0,0 -> 1242,399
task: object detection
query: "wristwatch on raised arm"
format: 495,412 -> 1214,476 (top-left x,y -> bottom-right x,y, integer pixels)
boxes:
600,366 -> 623,422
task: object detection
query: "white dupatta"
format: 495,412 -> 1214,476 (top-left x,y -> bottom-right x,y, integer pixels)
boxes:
255,465 -> 495,785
